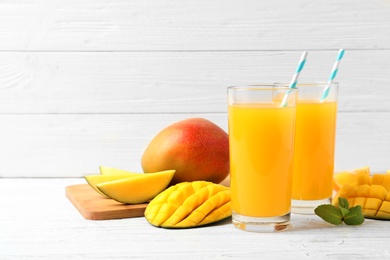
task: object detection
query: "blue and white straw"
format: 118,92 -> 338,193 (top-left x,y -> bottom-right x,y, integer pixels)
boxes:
320,49 -> 345,102
281,51 -> 309,107
289,51 -> 308,89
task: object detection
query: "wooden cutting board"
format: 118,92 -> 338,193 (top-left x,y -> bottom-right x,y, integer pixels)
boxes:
66,176 -> 230,220
65,184 -> 148,220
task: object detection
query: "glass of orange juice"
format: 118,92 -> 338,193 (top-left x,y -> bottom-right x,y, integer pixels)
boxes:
227,85 -> 297,232
286,82 -> 339,214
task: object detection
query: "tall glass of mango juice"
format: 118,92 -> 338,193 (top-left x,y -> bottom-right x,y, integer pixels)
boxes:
289,82 -> 339,214
228,85 -> 297,232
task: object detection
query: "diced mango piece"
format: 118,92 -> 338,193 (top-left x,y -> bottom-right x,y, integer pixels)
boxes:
371,174 -> 384,186
382,175 -> 390,192
375,211 -> 390,219
332,183 -> 390,220
198,201 -> 232,226
151,201 -> 178,225
332,184 -> 357,206
353,197 -> 367,208
357,184 -> 370,197
145,181 -> 231,228
379,201 -> 390,215
333,166 -> 370,192
174,189 -> 231,228
370,185 -> 387,200
371,173 -> 390,192
364,209 -> 377,216
365,198 -> 382,210
344,184 -> 358,198
376,201 -> 390,220
347,198 -> 355,207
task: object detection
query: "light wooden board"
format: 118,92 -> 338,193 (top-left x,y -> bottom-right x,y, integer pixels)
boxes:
65,177 -> 230,220
65,184 -> 148,220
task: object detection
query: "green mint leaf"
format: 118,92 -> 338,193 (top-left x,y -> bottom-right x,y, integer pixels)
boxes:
340,206 -> 349,218
343,205 -> 365,225
338,197 -> 349,209
314,204 -> 343,225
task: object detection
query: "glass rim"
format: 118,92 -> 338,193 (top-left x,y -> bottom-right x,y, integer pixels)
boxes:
227,85 -> 297,91
273,82 -> 339,88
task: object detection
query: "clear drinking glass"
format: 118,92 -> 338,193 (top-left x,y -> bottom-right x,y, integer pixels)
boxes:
227,85 -> 297,232
283,82 -> 339,214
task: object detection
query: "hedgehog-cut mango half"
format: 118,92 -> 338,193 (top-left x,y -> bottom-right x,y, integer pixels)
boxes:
332,184 -> 390,220
144,181 -> 231,228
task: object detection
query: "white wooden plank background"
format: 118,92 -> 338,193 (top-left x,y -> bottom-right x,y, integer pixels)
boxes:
0,51 -> 389,113
1,0 -> 390,177
1,0 -> 389,51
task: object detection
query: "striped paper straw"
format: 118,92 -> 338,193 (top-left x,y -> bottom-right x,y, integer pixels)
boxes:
281,51 -> 309,107
320,49 -> 345,102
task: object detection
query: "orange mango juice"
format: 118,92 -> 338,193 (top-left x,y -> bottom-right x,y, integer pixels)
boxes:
228,103 -> 296,217
292,100 -> 338,200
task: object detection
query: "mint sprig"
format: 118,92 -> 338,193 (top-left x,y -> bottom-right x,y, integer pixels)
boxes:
314,197 -> 365,226
314,204 -> 343,225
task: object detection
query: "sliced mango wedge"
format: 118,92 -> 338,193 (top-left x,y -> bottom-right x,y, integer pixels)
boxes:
97,170 -> 175,204
85,174 -> 141,197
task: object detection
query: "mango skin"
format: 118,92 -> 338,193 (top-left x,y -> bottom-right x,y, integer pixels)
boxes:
141,118 -> 229,185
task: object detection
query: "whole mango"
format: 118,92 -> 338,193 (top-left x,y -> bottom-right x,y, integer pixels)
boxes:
141,118 -> 229,185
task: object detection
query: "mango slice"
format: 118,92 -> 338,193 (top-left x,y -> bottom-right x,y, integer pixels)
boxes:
97,170 -> 175,204
332,184 -> 390,220
85,174 -> 141,197
145,181 -> 231,228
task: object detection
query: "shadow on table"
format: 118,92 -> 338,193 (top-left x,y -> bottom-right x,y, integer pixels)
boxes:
206,215 -> 331,232
290,218 -> 334,232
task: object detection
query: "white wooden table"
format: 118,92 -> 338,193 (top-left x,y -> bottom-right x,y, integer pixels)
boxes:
1,178 -> 390,259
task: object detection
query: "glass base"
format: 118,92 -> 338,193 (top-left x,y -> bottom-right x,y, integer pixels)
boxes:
291,197 -> 331,214
232,211 -> 291,233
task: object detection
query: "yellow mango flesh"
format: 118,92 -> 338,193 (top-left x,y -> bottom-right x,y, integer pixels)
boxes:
371,172 -> 390,192
332,184 -> 390,220
333,166 -> 371,191
85,174 -> 141,197
145,181 -> 231,228
378,201 -> 390,219
97,170 -> 175,204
